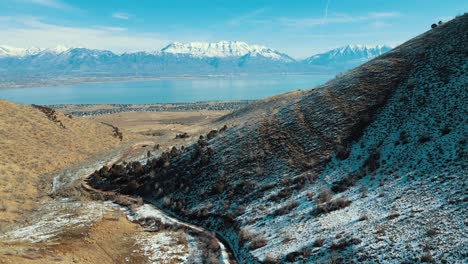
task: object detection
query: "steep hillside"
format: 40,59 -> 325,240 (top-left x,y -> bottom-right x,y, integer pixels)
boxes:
0,100 -> 136,228
89,15 -> 468,263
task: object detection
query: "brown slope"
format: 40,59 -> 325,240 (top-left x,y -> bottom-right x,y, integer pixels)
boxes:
0,100 -> 136,227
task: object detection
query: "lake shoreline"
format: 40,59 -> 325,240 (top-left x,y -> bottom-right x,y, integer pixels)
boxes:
49,101 -> 255,116
0,74 -> 333,105
0,72 -> 335,90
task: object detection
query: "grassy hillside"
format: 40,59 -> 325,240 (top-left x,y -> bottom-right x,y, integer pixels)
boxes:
0,100 -> 136,228
90,14 -> 468,263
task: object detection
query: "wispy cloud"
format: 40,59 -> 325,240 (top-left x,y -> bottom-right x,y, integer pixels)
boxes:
280,12 -> 401,27
98,26 -> 128,32
368,12 -> 401,18
370,21 -> 391,28
228,8 -> 268,26
20,0 -> 75,10
112,12 -> 130,20
322,0 -> 331,25
0,16 -> 169,53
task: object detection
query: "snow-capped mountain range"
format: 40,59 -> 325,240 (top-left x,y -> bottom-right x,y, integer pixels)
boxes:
303,44 -> 392,69
0,45 -> 71,57
0,41 -> 392,87
0,41 -> 389,63
160,41 -> 294,62
0,41 -> 295,61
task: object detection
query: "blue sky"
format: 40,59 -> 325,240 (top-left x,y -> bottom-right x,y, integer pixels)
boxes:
0,0 -> 465,58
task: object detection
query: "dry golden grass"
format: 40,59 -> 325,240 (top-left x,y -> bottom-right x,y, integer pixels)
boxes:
0,100 -> 138,227
89,110 -> 229,149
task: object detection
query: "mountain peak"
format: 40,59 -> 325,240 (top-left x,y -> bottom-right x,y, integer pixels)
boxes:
49,44 -> 71,53
303,44 -> 392,68
161,40 -> 294,61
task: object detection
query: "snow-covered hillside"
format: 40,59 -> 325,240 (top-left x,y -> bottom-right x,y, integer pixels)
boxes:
88,14 -> 468,263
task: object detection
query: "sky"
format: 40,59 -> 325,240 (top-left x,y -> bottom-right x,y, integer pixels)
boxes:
0,0 -> 465,58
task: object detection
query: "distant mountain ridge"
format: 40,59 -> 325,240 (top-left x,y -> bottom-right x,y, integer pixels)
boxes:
303,44 -> 392,70
0,42 -> 389,62
0,45 -> 71,57
0,41 -> 391,88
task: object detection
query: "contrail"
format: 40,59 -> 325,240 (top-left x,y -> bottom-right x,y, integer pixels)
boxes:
319,0 -> 331,38
323,0 -> 330,25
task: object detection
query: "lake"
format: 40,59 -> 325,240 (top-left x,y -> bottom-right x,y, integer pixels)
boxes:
0,74 -> 334,105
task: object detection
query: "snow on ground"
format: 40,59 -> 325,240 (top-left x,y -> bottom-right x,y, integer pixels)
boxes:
1,198 -> 115,243
125,203 -> 233,263
49,149 -> 124,195
134,230 -> 190,264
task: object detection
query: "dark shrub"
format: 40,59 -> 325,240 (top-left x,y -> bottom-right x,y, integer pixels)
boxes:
175,132 -> 190,139
240,229 -> 268,250
421,251 -> 434,262
330,238 -> 361,250
206,130 -> 218,140
219,125 -> 228,133
359,185 -> 368,198
358,215 -> 369,221
399,131 -> 409,144
250,237 -> 268,250
285,251 -> 302,262
315,197 -> 351,215
335,144 -> 350,160
387,213 -> 400,220
127,180 -> 140,192
418,135 -> 431,144
273,201 -> 299,216
426,227 -> 438,237
431,23 -> 437,29
331,175 -> 358,193
239,229 -> 255,245
313,237 -> 324,247
131,161 -> 144,176
278,187 -> 292,199
441,126 -> 451,135
364,150 -> 381,172
317,187 -> 332,203
170,146 -> 179,157
262,255 -> 280,264
211,182 -> 225,194
110,164 -> 126,178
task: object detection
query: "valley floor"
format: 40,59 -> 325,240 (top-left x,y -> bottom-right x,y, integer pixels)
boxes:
0,103 -> 233,264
